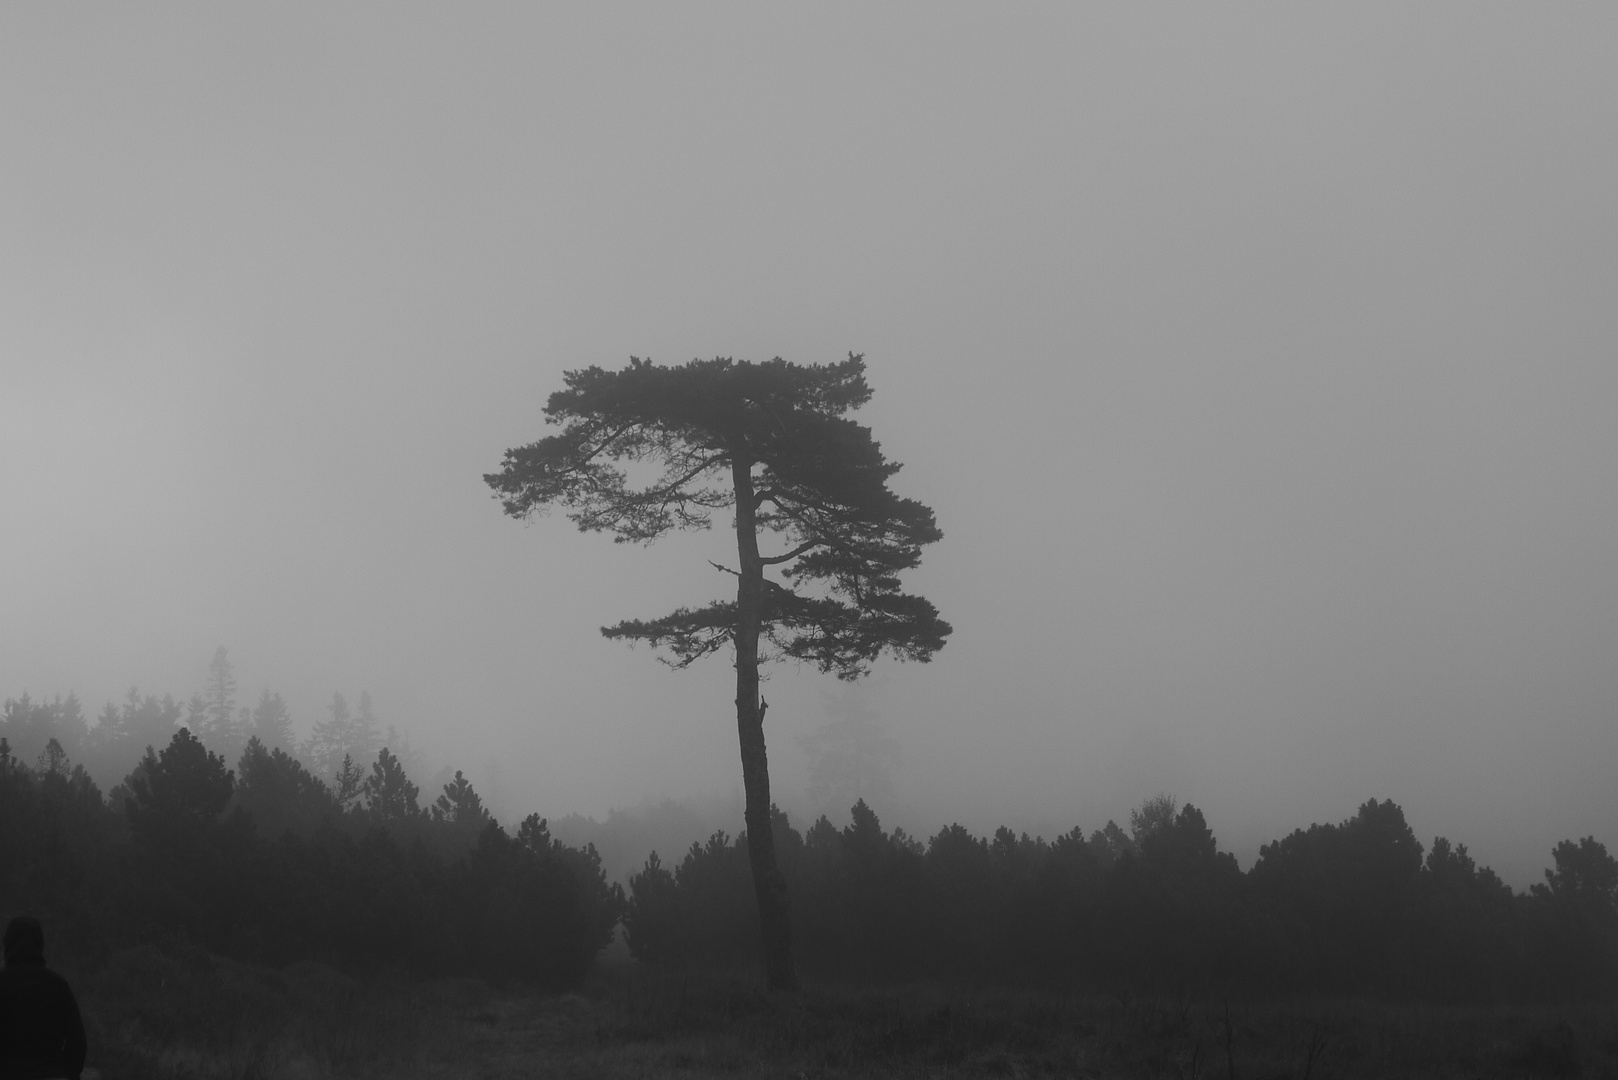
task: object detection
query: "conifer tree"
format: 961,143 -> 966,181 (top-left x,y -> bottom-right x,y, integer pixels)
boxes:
196,646 -> 243,761
37,737 -> 69,776
303,692 -> 353,781
486,354 -> 950,989
351,691 -> 382,767
86,690 -> 185,788
249,689 -> 295,753
332,752 -> 364,811
432,769 -> 490,830
384,723 -> 428,784
126,727 -> 234,849
0,693 -> 87,766
363,747 -> 420,822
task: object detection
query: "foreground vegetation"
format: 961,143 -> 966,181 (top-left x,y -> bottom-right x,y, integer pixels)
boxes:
61,952 -> 1618,1079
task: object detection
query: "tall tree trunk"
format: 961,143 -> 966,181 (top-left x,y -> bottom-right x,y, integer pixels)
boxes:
731,456 -> 797,991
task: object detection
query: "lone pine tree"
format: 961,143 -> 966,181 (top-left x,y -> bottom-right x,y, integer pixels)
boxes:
485,354 -> 950,989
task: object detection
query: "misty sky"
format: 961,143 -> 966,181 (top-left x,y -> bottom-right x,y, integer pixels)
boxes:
4,5 -> 1615,886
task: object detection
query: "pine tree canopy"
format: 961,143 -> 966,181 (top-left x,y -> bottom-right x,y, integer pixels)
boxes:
484,354 -> 951,678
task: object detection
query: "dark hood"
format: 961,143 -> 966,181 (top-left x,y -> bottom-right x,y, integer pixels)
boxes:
3,915 -> 45,966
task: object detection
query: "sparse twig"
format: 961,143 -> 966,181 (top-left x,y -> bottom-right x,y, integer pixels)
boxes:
1299,1017 -> 1328,1080
1179,1040 -> 1203,1080
1173,981 -> 1194,1030
1222,1001 -> 1239,1080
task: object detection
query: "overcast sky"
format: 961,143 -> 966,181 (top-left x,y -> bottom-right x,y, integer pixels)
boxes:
4,5 -> 1615,886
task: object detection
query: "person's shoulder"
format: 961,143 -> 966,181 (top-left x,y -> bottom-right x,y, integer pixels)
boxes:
1,963 -> 79,994
41,965 -> 80,995
0,963 -> 45,998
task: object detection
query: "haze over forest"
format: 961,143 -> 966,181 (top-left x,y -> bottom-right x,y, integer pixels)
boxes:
4,6 -> 1615,890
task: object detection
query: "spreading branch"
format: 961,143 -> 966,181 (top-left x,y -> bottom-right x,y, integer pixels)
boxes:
759,539 -> 825,566
487,354 -> 951,677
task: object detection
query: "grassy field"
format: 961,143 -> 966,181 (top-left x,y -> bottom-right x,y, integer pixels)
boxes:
71,947 -> 1618,1079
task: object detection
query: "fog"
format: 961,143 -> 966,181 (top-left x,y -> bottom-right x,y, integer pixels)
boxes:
4,6 -> 1614,888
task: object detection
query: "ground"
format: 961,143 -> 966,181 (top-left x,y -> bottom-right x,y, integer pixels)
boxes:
76,949 -> 1618,1079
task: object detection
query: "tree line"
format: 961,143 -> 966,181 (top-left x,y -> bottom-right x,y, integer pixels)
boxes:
0,688 -> 621,990
2,648 -> 427,800
624,795 -> 1617,1001
5,670 -> 1613,1000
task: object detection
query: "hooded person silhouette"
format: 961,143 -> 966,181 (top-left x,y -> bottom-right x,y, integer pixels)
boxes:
0,917 -> 87,1080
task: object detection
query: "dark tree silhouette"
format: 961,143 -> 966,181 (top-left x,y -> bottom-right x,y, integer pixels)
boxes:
486,354 -> 951,989
433,769 -> 491,832
37,738 -> 70,777
234,737 -> 335,839
332,753 -> 364,811
363,747 -> 420,823
1534,836 -> 1618,916
125,727 -> 234,847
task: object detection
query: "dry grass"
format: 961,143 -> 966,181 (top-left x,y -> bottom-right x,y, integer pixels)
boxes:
76,945 -> 488,1079
72,949 -> 1618,1079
